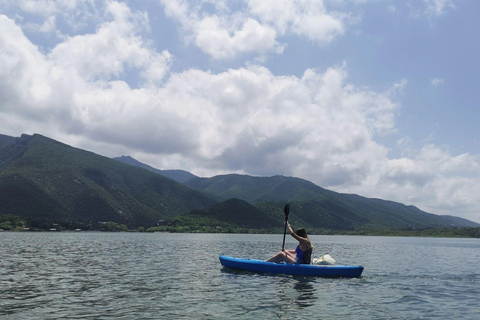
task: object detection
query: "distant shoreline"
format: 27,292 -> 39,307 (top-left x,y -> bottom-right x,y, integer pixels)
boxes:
2,227 -> 479,238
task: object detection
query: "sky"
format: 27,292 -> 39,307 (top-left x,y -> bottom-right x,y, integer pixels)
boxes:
0,0 -> 479,223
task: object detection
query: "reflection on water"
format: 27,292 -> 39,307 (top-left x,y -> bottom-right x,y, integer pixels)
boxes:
221,268 -> 316,309
293,279 -> 316,308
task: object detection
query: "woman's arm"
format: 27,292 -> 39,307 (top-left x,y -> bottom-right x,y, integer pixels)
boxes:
287,223 -> 294,235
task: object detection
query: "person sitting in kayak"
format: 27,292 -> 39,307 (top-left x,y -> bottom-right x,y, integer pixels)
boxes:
266,222 -> 313,264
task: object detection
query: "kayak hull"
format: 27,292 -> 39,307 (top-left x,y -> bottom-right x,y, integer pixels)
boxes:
219,255 -> 364,278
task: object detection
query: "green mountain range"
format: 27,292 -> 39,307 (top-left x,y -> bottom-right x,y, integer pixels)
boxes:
0,133 -> 478,232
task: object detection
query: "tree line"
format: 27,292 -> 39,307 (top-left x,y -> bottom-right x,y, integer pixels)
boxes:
1,213 -> 479,238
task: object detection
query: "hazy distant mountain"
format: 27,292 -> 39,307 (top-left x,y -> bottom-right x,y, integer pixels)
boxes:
114,155 -> 197,183
0,134 -> 217,227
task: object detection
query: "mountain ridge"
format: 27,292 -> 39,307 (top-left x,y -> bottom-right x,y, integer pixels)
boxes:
114,155 -> 197,183
1,133 -> 478,231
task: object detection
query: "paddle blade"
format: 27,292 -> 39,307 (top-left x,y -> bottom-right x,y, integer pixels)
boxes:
284,202 -> 290,218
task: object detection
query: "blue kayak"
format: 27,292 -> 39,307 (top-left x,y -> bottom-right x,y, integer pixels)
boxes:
219,255 -> 364,278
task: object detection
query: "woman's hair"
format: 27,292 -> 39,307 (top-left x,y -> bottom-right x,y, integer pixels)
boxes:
296,228 -> 313,249
296,228 -> 307,238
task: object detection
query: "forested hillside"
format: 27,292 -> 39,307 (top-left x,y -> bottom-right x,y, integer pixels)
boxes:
0,134 -> 217,228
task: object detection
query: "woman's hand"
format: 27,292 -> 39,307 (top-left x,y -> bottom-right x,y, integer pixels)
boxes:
286,221 -> 293,234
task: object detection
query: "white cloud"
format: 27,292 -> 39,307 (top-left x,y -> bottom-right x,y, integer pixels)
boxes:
195,16 -> 278,59
423,0 -> 456,17
431,78 -> 444,86
39,15 -> 57,33
249,0 -> 345,43
161,0 -> 345,59
49,1 -> 172,83
161,0 -> 281,59
14,0 -> 95,34
18,0 -> 79,16
0,15 -> 61,117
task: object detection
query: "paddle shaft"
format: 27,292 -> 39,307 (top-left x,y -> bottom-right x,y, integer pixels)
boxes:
281,216 -> 288,250
281,202 -> 290,249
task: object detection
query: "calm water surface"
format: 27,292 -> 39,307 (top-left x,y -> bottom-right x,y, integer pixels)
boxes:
0,232 -> 479,319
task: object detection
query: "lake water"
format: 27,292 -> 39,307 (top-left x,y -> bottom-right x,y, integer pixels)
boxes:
0,232 -> 479,319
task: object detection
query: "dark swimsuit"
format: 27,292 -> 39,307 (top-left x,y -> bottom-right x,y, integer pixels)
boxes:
295,245 -> 312,264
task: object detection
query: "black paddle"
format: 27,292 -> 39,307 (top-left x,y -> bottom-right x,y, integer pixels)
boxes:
282,202 -> 290,250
